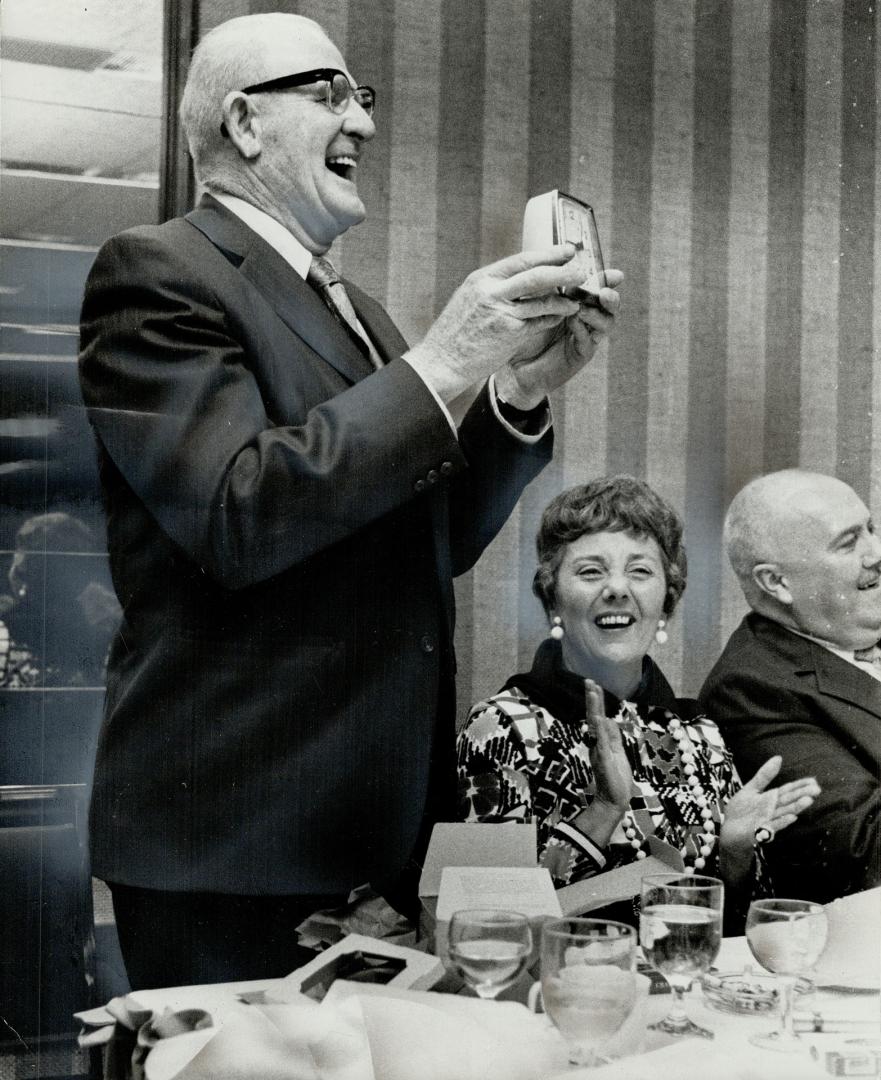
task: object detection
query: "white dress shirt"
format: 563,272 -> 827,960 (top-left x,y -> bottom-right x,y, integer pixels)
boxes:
208,192 -> 549,443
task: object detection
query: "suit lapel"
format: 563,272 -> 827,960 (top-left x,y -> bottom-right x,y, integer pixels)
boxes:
345,279 -> 408,365
768,622 -> 881,763
185,198 -> 374,384
810,640 -> 881,718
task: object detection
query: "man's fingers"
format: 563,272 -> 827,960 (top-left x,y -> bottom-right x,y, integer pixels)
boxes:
575,306 -> 615,334
510,295 -> 580,322
600,269 -> 624,289
568,317 -> 594,353
596,286 -> 621,315
742,755 -> 783,792
485,244 -> 577,281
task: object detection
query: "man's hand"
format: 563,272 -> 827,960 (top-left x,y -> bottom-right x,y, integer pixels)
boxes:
404,245 -> 594,405
493,270 -> 623,410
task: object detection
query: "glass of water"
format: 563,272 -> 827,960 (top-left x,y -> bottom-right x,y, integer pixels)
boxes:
447,908 -> 533,999
745,898 -> 828,1052
639,874 -> 724,1039
536,917 -> 637,1068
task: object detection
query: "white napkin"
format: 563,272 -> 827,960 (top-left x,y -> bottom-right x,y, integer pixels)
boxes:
144,996 -> 372,1080
325,982 -> 568,1080
813,886 -> 880,989
136,981 -> 569,1080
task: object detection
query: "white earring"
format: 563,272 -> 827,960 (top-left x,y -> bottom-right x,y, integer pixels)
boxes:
655,619 -> 668,645
550,616 -> 564,641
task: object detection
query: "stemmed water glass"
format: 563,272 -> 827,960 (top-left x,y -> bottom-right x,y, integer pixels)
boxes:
534,917 -> 638,1068
639,874 -> 724,1039
446,908 -> 533,999
745,898 -> 828,1052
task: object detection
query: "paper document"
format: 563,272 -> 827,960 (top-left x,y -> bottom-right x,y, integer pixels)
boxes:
436,866 -> 562,921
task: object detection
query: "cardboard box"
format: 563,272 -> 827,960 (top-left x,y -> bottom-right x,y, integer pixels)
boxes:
418,822 -> 684,958
282,932 -> 445,994
418,822 -> 551,958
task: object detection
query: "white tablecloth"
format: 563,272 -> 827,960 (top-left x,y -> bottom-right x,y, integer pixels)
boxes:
78,888 -> 880,1080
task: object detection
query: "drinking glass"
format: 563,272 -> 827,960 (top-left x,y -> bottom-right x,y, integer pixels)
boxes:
639,874 -> 724,1039
535,917 -> 638,1068
745,898 -> 828,1052
446,908 -> 533,999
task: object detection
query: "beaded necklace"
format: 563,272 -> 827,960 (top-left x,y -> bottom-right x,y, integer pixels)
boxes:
616,706 -> 724,875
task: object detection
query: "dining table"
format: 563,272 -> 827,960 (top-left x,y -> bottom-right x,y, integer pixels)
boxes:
77,887 -> 880,1080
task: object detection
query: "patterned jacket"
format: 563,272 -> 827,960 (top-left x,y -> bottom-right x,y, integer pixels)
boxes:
457,639 -> 743,889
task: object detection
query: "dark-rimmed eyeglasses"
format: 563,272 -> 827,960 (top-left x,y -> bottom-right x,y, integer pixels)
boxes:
241,67 -> 375,115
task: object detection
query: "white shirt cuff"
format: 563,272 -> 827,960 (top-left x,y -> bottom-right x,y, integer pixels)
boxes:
488,373 -> 552,444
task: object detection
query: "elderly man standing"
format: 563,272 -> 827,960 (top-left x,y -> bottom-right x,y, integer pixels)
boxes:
78,13 -> 622,988
701,469 -> 881,903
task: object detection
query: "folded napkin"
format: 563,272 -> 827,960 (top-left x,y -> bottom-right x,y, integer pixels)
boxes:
82,981 -> 569,1080
324,982 -> 569,1080
812,886 -> 880,990
144,996 -> 371,1080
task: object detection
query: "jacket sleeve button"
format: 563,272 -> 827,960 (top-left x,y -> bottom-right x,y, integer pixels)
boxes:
414,478 -> 426,493
427,469 -> 439,485
420,634 -> 435,653
440,461 -> 454,476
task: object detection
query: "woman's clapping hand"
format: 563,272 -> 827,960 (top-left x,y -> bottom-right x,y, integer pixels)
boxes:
585,678 -> 634,813
721,755 -> 821,877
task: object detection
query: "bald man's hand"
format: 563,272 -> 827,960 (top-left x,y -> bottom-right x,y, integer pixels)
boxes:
403,245 -> 594,405
495,269 -> 623,410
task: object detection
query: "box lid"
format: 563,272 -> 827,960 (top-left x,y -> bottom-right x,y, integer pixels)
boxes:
418,821 -> 537,898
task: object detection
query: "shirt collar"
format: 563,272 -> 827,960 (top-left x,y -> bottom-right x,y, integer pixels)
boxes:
208,192 -> 314,280
787,625 -> 881,679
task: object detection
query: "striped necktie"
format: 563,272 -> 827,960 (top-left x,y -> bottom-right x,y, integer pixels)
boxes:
307,256 -> 383,370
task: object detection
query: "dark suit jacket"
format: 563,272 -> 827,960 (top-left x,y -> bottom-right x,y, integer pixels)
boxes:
79,196 -> 551,896
700,612 -> 881,902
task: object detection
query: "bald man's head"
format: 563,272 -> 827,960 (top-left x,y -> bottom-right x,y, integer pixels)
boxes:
724,470 -> 881,649
178,13 -> 375,249
180,14 -> 332,185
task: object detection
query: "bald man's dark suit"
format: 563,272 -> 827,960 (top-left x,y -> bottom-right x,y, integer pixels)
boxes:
79,195 -> 551,905
700,613 -> 881,903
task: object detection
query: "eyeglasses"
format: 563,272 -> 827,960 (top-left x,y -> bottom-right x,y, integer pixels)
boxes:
240,67 -> 375,116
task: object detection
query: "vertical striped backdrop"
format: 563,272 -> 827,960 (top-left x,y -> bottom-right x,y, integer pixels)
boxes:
198,0 -> 879,705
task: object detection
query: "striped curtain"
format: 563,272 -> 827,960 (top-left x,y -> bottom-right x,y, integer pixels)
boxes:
198,0 -> 879,706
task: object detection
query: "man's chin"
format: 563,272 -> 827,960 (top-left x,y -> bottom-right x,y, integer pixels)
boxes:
337,197 -> 366,230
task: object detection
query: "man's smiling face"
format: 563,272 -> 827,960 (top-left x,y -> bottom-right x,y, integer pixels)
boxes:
248,25 -> 375,250
774,478 -> 881,650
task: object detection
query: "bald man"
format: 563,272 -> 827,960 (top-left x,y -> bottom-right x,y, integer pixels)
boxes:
700,470 -> 881,903
79,13 -> 622,987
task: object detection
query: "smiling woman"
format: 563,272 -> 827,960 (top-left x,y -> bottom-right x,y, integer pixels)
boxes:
456,476 -> 820,927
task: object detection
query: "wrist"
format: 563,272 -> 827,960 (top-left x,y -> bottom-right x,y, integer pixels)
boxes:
403,344 -> 471,404
493,366 -> 545,412
572,799 -> 626,848
719,830 -> 754,887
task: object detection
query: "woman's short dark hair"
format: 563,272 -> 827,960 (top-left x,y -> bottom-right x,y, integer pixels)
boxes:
532,476 -> 687,617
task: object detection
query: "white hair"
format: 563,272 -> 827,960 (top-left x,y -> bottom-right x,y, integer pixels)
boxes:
179,13 -> 330,187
